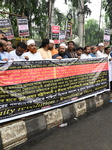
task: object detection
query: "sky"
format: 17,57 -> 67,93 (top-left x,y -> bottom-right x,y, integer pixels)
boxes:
54,0 -> 103,22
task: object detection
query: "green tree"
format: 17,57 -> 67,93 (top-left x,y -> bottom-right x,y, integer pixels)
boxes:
85,19 -> 103,45
1,0 -> 49,39
102,0 -> 112,44
102,0 -> 112,28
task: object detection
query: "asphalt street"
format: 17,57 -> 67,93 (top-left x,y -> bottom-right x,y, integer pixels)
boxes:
13,104 -> 112,150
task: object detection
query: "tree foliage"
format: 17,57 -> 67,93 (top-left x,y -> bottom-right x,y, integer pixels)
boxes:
0,0 -> 92,42
85,19 -> 103,45
102,0 -> 112,44
102,0 -> 112,28
1,0 -> 50,39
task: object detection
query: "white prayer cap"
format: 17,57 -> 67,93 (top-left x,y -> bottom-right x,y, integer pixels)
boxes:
50,39 -> 54,44
98,43 -> 104,46
27,39 -> 35,46
59,43 -> 67,48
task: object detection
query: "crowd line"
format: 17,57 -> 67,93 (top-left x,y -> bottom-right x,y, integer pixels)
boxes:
0,30 -> 111,61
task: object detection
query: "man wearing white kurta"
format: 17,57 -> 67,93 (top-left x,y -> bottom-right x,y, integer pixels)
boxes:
9,42 -> 27,60
23,39 -> 42,60
80,46 -> 92,59
96,43 -> 106,57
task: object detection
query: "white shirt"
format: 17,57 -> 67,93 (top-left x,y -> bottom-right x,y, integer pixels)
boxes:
22,51 -> 42,60
80,53 -> 92,59
96,50 -> 106,57
9,50 -> 25,60
104,53 -> 111,59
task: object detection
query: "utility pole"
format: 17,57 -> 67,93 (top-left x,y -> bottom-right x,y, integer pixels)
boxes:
51,1 -> 55,26
98,0 -> 103,43
47,0 -> 55,39
78,0 -> 85,47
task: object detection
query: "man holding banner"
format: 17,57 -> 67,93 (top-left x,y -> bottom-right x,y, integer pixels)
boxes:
23,39 -> 42,60
9,42 -> 27,60
0,39 -> 9,61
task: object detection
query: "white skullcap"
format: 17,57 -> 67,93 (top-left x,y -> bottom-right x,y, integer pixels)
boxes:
27,39 -> 35,46
59,43 -> 67,48
50,39 -> 54,44
98,43 -> 104,46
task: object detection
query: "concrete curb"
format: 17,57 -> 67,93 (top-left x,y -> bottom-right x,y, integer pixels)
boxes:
0,92 -> 111,150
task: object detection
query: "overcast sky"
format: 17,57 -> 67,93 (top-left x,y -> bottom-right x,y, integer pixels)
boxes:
54,0 -> 103,22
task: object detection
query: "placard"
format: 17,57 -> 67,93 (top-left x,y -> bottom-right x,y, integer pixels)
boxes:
17,17 -> 29,37
0,19 -> 14,39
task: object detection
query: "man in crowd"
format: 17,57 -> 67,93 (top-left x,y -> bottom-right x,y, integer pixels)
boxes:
89,46 -> 97,57
9,42 -> 28,60
23,39 -> 42,60
49,39 -> 58,56
74,47 -> 83,59
38,39 -> 52,59
80,46 -> 92,59
0,39 -> 9,61
104,47 -> 112,60
65,41 -> 75,58
52,43 -> 68,59
7,40 -> 13,53
96,43 -> 105,57
0,42 -> 3,60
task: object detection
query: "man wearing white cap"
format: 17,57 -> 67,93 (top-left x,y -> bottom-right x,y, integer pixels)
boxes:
23,39 -> 42,60
52,43 -> 68,59
49,39 -> 58,56
96,43 -> 106,57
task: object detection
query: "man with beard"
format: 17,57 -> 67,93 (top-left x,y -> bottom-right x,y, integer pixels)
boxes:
7,40 -> 13,53
96,43 -> 105,57
0,39 -> 9,61
38,39 -> 52,59
65,41 -> 75,58
9,42 -> 28,60
74,47 -> 83,59
23,39 -> 42,60
52,43 -> 68,59
49,39 -> 58,56
80,46 -> 92,59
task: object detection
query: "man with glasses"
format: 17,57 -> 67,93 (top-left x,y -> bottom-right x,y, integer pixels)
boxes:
9,42 -> 28,60
65,41 -> 76,58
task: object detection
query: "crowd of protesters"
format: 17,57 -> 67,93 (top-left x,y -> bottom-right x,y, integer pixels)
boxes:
0,30 -> 112,61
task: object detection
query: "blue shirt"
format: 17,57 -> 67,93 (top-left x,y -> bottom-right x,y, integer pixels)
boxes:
110,52 -> 112,58
89,53 -> 96,57
0,52 -> 9,60
52,54 -> 68,59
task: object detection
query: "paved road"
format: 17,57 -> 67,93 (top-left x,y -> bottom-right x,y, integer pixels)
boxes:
13,104 -> 112,150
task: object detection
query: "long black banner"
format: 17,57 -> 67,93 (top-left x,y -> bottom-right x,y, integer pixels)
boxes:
0,58 -> 109,123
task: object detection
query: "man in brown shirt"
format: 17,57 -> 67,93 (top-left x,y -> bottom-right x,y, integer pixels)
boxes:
49,39 -> 58,56
38,39 -> 52,59
65,41 -> 76,58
